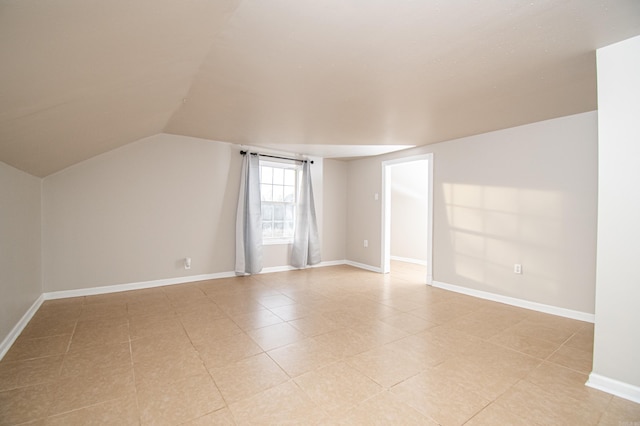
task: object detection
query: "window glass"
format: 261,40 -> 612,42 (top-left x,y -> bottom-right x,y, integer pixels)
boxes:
261,167 -> 273,184
260,161 -> 300,243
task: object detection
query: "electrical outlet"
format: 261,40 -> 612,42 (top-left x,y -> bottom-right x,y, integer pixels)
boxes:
184,257 -> 192,270
363,240 -> 368,248
514,263 -> 522,274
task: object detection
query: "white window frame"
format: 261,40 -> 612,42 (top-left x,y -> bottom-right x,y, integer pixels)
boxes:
260,159 -> 301,245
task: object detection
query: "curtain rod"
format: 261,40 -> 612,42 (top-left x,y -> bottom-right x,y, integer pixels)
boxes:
240,150 -> 314,164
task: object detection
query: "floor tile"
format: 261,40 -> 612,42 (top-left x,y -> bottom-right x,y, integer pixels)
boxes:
464,402 -> 532,426
137,373 -> 225,425
524,361 -> 611,411
209,353 -> 289,403
182,317 -> 243,342
128,314 -> 184,339
79,302 -> 128,321
378,312 -> 435,334
288,313 -> 343,337
337,391 -> 437,425
432,347 -> 539,400
0,383 -> 54,425
127,299 -> 175,318
49,367 -> 136,416
294,361 -> 382,416
2,335 -> 71,362
0,355 -> 63,391
391,368 -> 491,425
215,299 -> 265,317
194,332 -> 263,369
346,344 -> 426,388
313,328 -> 377,358
489,327 -> 560,359
598,396 -> 640,425
408,300 -> 474,324
508,317 -> 578,345
269,303 -> 312,321
20,318 -> 77,339
228,380 -> 326,425
351,321 -> 410,346
256,294 -> 296,309
229,309 -> 283,331
267,337 -> 341,377
547,344 -> 593,373
494,379 -> 603,426
130,329 -> 193,364
68,323 -> 129,352
247,322 -> 306,351
44,393 -> 139,425
442,315 -> 513,339
182,407 -> 236,425
60,342 -> 131,378
134,348 -> 208,384
564,326 -> 594,352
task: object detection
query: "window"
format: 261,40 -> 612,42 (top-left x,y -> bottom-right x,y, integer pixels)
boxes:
260,161 -> 300,244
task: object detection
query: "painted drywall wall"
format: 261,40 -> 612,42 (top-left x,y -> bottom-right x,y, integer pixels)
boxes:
592,35 -> 640,393
346,111 -> 598,314
42,134 -> 326,292
346,159 -> 382,267
322,159 -> 347,261
390,161 -> 428,262
0,161 -> 42,343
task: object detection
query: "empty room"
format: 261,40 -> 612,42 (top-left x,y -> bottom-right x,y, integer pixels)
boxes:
1,1 -> 640,424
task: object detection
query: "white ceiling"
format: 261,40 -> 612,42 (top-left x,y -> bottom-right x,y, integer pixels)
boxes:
1,0 -> 639,177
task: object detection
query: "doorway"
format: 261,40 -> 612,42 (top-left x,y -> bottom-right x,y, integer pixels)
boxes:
381,154 -> 433,284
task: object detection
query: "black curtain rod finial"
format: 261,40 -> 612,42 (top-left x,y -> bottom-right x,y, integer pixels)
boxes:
240,150 -> 314,164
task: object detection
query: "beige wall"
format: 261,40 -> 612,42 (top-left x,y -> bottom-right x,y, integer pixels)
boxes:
391,160 -> 429,262
346,159 -> 382,267
0,161 -> 42,343
592,35 -> 640,392
347,111 -> 598,314
322,159 -> 348,262
42,134 -> 328,292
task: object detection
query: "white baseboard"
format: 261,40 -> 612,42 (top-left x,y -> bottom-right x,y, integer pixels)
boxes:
344,260 -> 383,273
260,265 -> 299,274
261,260 -> 346,274
432,280 -> 595,323
314,260 -> 348,268
390,256 -> 427,266
0,294 -> 45,360
587,373 -> 640,404
43,271 -> 237,300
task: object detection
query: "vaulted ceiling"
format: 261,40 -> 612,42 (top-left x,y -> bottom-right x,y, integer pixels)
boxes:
1,0 -> 639,177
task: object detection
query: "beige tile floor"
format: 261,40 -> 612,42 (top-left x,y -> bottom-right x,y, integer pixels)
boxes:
1,262 -> 639,425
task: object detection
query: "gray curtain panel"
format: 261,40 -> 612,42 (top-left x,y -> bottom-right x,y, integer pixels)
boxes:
235,153 -> 263,275
291,161 -> 321,268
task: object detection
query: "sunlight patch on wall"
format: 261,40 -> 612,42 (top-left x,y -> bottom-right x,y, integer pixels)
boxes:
443,182 -> 563,297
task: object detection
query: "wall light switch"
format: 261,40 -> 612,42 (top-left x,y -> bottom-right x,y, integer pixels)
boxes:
363,240 -> 368,248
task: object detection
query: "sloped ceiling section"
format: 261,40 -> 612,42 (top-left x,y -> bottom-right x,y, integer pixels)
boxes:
1,0 -> 640,177
0,0 -> 241,176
